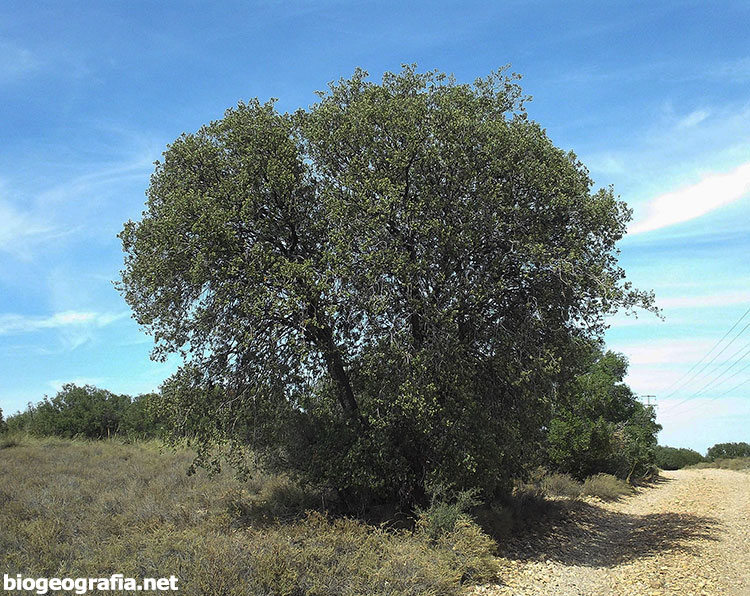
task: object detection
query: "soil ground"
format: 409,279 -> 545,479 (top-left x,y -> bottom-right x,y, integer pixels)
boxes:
474,468 -> 750,596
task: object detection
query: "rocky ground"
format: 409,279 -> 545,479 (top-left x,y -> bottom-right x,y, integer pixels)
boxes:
474,469 -> 750,596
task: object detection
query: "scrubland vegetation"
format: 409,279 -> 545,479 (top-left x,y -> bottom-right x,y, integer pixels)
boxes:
654,442 -> 750,471
687,457 -> 750,471
0,435 -> 633,596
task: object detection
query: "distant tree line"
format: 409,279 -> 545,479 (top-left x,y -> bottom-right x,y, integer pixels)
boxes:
654,445 -> 705,470
3,384 -> 163,440
706,442 -> 750,460
652,442 -> 750,470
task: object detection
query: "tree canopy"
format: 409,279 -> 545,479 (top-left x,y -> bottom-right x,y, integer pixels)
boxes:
119,65 -> 654,506
707,442 -> 750,460
547,348 -> 661,481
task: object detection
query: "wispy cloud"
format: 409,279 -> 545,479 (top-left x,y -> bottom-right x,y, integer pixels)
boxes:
47,377 -> 106,393
628,162 -> 750,235
0,199 -> 58,257
676,108 -> 710,129
656,396 -> 750,453
0,40 -> 39,82
0,310 -> 128,336
715,57 -> 750,83
657,291 -> 750,309
613,338 -> 716,367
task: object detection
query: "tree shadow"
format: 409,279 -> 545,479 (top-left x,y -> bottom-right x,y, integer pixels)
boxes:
496,499 -> 720,568
635,474 -> 673,488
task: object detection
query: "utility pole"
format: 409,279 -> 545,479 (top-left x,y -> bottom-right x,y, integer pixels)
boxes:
640,394 -> 657,412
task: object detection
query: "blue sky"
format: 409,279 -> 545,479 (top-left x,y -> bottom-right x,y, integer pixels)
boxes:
1,1 -> 749,454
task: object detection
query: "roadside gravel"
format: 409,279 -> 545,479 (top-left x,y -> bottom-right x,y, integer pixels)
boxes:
473,469 -> 750,596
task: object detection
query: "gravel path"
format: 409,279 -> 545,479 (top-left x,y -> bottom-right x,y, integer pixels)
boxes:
473,469 -> 750,596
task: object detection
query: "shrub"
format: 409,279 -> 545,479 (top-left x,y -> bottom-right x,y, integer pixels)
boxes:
541,471 -> 583,498
0,434 -> 18,449
655,445 -> 704,470
415,488 -> 482,541
581,473 -> 632,501
22,384 -> 130,439
120,392 -> 164,439
687,457 -> 750,471
547,348 -> 661,483
221,475 -> 319,526
5,386 -> 165,440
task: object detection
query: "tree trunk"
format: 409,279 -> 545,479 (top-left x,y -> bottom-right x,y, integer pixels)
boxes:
304,303 -> 360,423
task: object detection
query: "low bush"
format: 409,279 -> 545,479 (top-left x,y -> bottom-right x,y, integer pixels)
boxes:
0,434 -> 19,449
415,488 -> 482,541
581,473 -> 632,501
655,445 -> 704,470
221,474 -> 321,526
541,471 -> 583,498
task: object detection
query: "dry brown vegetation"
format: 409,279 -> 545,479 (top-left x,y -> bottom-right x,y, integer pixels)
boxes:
0,435 -> 499,596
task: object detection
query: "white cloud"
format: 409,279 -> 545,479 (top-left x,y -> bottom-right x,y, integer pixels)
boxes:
629,162 -> 750,235
613,338 -> 716,367
47,377 -> 106,393
657,291 -> 750,309
656,396 -> 750,453
676,109 -> 710,129
606,315 -> 663,328
0,310 -> 128,335
0,199 -> 58,257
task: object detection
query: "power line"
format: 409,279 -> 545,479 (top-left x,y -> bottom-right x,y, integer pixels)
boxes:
661,340 -> 750,413
662,308 -> 750,401
666,373 -> 750,418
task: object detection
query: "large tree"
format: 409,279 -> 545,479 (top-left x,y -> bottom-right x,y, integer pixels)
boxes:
119,66 -> 653,506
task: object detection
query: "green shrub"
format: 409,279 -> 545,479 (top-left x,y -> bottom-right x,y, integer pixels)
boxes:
5,386 -> 164,440
581,473 -> 632,501
655,445 -> 704,470
415,488 -> 482,541
547,349 -> 661,483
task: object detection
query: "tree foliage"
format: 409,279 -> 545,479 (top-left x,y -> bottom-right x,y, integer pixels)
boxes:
119,66 -> 653,506
655,445 -> 704,470
547,347 -> 661,482
6,385 -> 162,440
707,442 -> 750,460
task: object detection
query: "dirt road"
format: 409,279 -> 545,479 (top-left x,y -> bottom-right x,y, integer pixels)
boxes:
476,469 -> 750,596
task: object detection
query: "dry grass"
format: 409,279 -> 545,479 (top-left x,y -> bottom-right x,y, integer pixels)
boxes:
687,457 -> 750,471
0,435 -> 498,595
581,473 -> 633,501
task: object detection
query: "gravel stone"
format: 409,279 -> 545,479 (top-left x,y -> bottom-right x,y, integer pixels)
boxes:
472,469 -> 750,596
